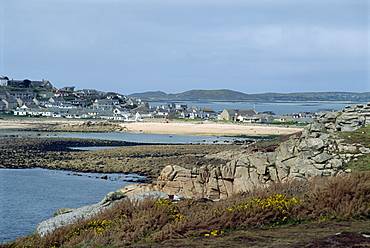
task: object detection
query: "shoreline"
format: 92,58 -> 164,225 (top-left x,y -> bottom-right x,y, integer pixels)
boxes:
0,137 -> 238,182
0,118 -> 303,137
120,121 -> 303,137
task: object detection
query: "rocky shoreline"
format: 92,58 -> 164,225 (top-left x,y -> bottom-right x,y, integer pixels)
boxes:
0,137 -> 238,182
15,120 -> 126,133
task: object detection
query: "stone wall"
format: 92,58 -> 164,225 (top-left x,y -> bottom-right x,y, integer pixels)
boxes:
120,104 -> 370,201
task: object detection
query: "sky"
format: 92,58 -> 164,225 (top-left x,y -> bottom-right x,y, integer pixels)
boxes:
0,0 -> 369,95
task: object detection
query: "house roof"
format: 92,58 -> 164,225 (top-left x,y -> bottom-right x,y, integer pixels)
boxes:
224,109 -> 258,116
31,80 -> 52,87
49,97 -> 66,102
94,99 -> 119,104
131,105 -> 152,112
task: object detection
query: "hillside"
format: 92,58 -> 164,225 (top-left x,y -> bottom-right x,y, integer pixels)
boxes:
128,91 -> 168,99
129,90 -> 370,102
129,89 -> 260,101
255,92 -> 370,102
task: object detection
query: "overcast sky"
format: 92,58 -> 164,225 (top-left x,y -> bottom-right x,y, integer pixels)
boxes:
0,0 -> 369,95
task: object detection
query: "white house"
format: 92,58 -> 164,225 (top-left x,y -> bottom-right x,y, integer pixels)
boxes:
134,112 -> 153,121
93,99 -> 119,110
64,109 -> 90,119
113,108 -> 135,121
14,105 -> 30,115
0,76 -> 8,86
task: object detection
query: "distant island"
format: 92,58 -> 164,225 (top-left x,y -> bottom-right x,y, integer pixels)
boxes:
129,89 -> 370,102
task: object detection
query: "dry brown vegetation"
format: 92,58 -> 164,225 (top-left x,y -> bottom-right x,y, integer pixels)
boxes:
4,172 -> 369,248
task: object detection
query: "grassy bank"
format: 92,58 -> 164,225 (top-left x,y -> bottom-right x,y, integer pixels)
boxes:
4,172 -> 369,247
337,126 -> 370,172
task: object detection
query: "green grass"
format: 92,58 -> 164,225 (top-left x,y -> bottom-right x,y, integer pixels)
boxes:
168,119 -> 308,126
251,132 -> 302,148
337,125 -> 370,171
0,114 -> 27,118
222,134 -> 282,140
269,120 -> 308,126
337,125 -> 370,146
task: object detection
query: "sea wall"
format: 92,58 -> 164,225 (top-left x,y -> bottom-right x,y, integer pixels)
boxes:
120,103 -> 370,200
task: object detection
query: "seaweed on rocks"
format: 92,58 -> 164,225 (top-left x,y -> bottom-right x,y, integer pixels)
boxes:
0,137 -> 238,182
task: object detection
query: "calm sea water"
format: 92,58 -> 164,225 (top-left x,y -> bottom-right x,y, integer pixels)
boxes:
0,168 -> 145,243
149,100 -> 355,115
54,132 -> 236,144
0,132 -> 239,144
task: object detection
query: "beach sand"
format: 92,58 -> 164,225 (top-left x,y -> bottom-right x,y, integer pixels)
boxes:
120,121 -> 303,137
0,118 -> 83,129
0,118 -> 303,136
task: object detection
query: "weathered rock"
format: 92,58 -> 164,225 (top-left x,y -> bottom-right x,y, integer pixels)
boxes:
330,158 -> 343,169
299,138 -> 325,151
53,208 -> 72,217
221,161 -> 236,180
248,152 -> 269,174
359,146 -> 370,154
35,190 -> 127,237
129,191 -> 169,202
312,153 -> 333,164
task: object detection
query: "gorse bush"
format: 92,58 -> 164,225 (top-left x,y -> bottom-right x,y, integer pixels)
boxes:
292,172 -> 370,221
4,172 -> 369,248
64,219 -> 114,239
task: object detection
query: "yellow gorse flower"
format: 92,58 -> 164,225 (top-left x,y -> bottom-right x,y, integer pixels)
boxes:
155,199 -> 172,206
172,213 -> 184,221
204,230 -> 225,236
64,219 -> 114,239
234,194 -> 303,213
155,199 -> 184,221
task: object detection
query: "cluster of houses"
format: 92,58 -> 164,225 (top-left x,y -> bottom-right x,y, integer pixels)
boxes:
0,76 -> 320,123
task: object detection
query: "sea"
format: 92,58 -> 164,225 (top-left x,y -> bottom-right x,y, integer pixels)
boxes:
148,100 -> 355,115
0,168 -> 145,243
0,101 -> 363,243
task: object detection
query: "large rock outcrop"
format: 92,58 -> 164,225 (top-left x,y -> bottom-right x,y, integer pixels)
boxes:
120,103 -> 370,201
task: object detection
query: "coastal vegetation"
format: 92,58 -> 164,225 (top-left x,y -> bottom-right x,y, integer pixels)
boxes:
337,126 -> 370,172
167,118 -> 307,127
4,172 -> 369,247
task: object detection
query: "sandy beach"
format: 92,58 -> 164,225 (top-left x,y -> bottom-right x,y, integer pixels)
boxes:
0,118 -> 303,136
120,121 -> 302,136
0,118 -> 83,129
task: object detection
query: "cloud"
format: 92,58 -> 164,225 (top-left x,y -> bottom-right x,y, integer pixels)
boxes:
1,0 -> 368,94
